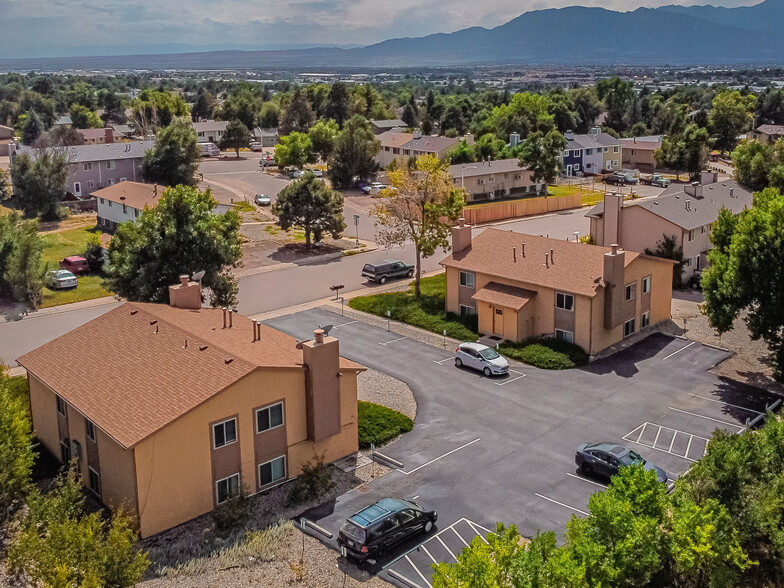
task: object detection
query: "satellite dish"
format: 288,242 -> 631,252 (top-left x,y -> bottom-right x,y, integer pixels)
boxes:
318,324 -> 333,335
192,270 -> 206,282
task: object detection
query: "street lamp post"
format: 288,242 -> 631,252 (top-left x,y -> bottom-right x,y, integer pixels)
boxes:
353,214 -> 360,247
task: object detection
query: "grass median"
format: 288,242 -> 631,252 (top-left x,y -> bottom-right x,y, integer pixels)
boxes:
358,401 -> 414,448
348,273 -> 479,341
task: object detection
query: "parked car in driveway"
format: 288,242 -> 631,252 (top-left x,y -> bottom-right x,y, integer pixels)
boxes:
622,172 -> 639,185
45,270 -> 78,290
254,193 -> 271,206
604,172 -> 627,186
575,442 -> 669,484
454,342 -> 509,376
60,256 -> 89,275
639,174 -> 671,187
361,259 -> 414,284
338,498 -> 437,561
250,142 -> 262,152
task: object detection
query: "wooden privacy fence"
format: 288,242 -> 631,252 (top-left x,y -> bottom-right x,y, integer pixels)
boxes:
462,193 -> 582,225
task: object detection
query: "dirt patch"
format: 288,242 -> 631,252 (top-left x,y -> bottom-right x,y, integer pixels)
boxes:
37,214 -> 97,234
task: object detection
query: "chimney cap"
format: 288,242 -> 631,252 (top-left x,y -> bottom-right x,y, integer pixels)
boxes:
179,274 -> 189,286
610,244 -> 619,255
314,329 -> 325,344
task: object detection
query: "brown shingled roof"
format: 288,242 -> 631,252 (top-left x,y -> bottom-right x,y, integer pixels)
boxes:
441,229 -> 644,298
472,282 -> 536,310
17,302 -> 362,449
93,181 -> 161,210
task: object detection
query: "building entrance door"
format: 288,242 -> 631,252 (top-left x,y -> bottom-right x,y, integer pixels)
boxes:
493,307 -> 504,337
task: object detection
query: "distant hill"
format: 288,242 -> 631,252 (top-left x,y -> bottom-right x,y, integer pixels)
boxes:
0,0 -> 782,70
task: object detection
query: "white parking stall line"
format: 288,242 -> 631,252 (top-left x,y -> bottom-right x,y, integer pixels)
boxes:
397,438 -> 481,475
534,493 -> 589,516
405,555 -> 433,588
436,535 -> 458,562
466,519 -> 495,538
623,422 -> 710,462
432,357 -> 454,365
496,374 -> 526,386
667,406 -> 746,430
452,526 -> 470,548
379,336 -> 408,347
387,569 -> 425,588
688,393 -> 763,415
662,341 -> 696,360
668,431 -> 678,453
333,320 -> 358,329
566,472 -> 607,488
421,545 -> 438,563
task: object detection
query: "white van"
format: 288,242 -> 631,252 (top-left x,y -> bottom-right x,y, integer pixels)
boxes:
199,143 -> 220,158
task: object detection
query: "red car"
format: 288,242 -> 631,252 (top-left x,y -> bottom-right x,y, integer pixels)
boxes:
60,256 -> 90,275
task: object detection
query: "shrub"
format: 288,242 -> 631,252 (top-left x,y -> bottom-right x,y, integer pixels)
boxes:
84,232 -> 104,272
499,337 -> 589,370
358,401 -> 414,448
349,274 -> 479,341
286,453 -> 335,506
0,368 -> 35,518
212,484 -> 251,535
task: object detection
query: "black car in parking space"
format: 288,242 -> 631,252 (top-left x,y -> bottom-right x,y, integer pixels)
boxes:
338,498 -> 437,561
575,442 -> 669,484
361,259 -> 414,284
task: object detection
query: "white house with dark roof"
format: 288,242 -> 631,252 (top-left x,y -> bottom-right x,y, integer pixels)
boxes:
192,120 -> 228,144
562,128 -> 622,176
586,171 -> 753,279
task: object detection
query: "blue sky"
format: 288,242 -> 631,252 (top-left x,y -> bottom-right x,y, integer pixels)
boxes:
0,0 -> 760,58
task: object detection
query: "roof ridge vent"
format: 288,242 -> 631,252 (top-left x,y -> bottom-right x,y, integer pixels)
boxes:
199,345 -> 208,351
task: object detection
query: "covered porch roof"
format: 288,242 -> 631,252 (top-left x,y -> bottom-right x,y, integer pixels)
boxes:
471,282 -> 537,311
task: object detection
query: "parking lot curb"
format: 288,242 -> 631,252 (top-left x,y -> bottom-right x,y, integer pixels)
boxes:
699,341 -> 731,353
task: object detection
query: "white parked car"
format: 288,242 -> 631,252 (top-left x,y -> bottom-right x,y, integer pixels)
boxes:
45,270 -> 78,290
250,142 -> 263,152
454,342 -> 509,376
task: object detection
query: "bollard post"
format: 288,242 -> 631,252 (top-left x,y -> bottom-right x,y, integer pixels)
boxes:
386,310 -> 391,332
443,329 -> 447,348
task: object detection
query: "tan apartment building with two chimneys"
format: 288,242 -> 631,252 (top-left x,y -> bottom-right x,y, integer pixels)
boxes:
17,277 -> 363,538
440,223 -> 674,355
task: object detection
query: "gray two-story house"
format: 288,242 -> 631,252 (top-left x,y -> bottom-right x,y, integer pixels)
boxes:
562,128 -> 622,176
10,141 -> 154,198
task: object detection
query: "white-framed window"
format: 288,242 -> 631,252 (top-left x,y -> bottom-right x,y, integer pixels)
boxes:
216,473 -> 240,504
459,304 -> 475,317
108,200 -> 112,207
73,182 -> 82,196
99,197 -> 105,204
625,283 -> 636,302
259,456 -> 286,488
631,150 -> 637,156
613,146 -> 620,153
624,318 -> 636,338
574,164 -> 581,171
459,271 -> 475,289
134,209 -> 140,218
585,149 -> 592,155
642,276 -> 651,294
563,149 -> 570,157
82,162 -> 92,171
688,230 -> 695,242
56,394 -> 67,416
85,418 -> 96,441
212,418 -> 237,449
86,180 -> 94,188
106,160 -> 116,170
120,177 -> 127,183
256,402 -> 284,433
684,257 -> 692,268
701,225 -> 707,234
88,467 -> 101,496
122,204 -> 127,214
613,159 -> 619,167
60,441 -> 71,463
555,329 -> 574,344
641,311 -> 650,329
604,147 -> 609,153
108,179 -> 115,186
556,292 -> 574,311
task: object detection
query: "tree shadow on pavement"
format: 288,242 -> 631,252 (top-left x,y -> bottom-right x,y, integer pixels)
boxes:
580,333 -> 675,378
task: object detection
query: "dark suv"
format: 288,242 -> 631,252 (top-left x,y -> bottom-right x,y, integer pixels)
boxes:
361,259 -> 414,284
604,172 -> 627,186
338,498 -> 437,561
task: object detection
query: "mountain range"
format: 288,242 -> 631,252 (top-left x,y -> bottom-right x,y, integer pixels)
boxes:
1,0 -> 783,70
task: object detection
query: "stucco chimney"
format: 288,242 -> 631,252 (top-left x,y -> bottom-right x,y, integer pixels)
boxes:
601,193 -> 623,247
302,330 -> 342,442
451,218 -> 472,253
603,244 -> 625,329
105,127 -> 114,144
168,276 -> 201,309
701,170 -> 718,185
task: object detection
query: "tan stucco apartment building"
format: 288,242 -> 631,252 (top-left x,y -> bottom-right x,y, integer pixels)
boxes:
586,173 -> 752,279
440,223 -> 674,355
448,159 -> 540,203
17,278 -> 363,538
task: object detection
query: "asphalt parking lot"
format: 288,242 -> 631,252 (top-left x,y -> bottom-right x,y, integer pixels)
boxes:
266,308 -> 780,588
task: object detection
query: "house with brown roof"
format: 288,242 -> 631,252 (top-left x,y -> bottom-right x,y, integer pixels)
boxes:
77,127 -> 122,145
440,223 -> 674,355
17,278 -> 364,537
586,171 -> 752,280
747,124 -> 784,145
374,130 -> 467,169
620,136 -> 663,173
0,124 -> 13,156
94,181 -> 162,230
448,159 -> 539,203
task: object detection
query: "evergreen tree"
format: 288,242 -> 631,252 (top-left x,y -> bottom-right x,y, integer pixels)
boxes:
328,115 -> 380,189
272,175 -> 345,248
141,117 -> 200,186
21,110 -> 43,146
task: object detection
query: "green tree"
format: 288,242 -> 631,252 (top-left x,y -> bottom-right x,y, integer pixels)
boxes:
0,167 -> 11,200
702,187 -> 784,379
69,103 -> 102,129
645,234 -> 685,289
191,91 -> 216,122
279,88 -> 316,136
308,119 -> 339,166
35,124 -> 85,148
473,133 -> 505,162
596,77 -> 635,132
21,109 -> 43,146
570,86 -> 604,134
220,119 -> 251,157
732,138 -> 784,192
447,140 -> 475,165
84,232 -> 104,272
11,149 -> 69,220
323,83 -> 351,127
100,91 -> 125,125
655,136 -> 687,180
65,80 -> 97,110
106,185 -> 241,303
519,129 -> 567,190
710,90 -> 756,154
328,115 -> 380,189
372,154 -> 465,297
548,88 -> 580,134
141,117 -> 200,187
6,215 -> 45,303
402,103 -> 418,128
441,104 -> 468,135
0,365 -> 35,518
130,89 -> 190,135
272,174 -> 345,247
217,86 -> 260,130
682,123 -> 711,180
274,131 -> 315,169
8,468 -> 149,588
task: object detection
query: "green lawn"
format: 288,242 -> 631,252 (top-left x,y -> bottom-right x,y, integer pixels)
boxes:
498,338 -> 589,370
358,401 -> 414,448
39,225 -> 112,308
348,274 -> 479,341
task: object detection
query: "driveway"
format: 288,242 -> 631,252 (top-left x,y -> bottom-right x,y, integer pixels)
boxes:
265,308 -> 779,588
